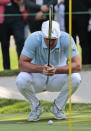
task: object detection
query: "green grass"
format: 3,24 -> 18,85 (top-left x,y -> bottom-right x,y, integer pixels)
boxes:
0,99 -> 91,131
0,69 -> 19,76
0,47 -> 18,71
77,43 -> 82,62
0,99 -> 91,114
0,112 -> 91,131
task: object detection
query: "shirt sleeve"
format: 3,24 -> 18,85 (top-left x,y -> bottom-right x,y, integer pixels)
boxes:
21,35 -> 36,59
63,34 -> 79,59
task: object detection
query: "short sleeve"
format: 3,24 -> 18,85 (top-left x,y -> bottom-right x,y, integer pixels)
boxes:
21,34 -> 36,59
63,34 -> 79,59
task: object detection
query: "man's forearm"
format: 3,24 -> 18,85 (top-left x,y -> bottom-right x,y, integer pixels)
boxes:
19,61 -> 43,73
55,63 -> 81,74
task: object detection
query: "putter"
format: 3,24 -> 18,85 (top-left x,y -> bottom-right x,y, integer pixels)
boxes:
45,5 -> 53,88
48,5 -> 53,66
43,5 -> 53,91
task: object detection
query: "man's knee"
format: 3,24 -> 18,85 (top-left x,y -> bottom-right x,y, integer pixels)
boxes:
72,73 -> 81,85
71,73 -> 81,92
16,72 -> 32,92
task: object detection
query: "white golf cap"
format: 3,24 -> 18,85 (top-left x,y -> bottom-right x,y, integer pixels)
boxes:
41,20 -> 61,39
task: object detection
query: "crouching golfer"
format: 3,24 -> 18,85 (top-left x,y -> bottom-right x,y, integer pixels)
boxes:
16,20 -> 81,121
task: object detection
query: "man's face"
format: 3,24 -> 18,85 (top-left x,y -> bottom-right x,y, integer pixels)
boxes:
44,38 -> 58,49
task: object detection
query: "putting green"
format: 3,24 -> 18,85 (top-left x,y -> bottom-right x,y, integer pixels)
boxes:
0,111 -> 91,131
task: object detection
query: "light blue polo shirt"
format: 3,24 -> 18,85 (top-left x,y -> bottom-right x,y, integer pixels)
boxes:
21,31 -> 79,67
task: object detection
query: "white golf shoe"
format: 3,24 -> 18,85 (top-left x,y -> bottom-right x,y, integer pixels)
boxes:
28,104 -> 43,121
50,104 -> 66,120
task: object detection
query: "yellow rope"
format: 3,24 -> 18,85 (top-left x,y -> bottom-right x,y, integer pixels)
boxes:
69,0 -> 72,131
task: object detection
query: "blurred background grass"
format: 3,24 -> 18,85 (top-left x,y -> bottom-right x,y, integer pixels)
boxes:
0,48 -> 18,71
0,36 -> 18,71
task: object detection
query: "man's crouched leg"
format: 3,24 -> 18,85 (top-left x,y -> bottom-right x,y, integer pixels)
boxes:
50,73 -> 81,120
16,72 -> 43,121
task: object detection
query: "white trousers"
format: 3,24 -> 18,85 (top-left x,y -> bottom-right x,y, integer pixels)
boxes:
16,72 -> 81,111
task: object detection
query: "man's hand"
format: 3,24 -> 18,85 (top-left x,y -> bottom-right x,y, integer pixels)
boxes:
43,64 -> 56,76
